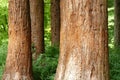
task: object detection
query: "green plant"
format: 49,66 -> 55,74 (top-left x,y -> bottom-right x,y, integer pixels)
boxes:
0,42 -> 7,79
44,0 -> 51,47
0,0 -> 8,32
33,46 -> 59,80
0,0 -> 8,45
109,48 -> 120,80
108,0 -> 114,8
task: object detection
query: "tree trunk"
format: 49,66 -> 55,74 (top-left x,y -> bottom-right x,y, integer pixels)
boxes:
30,0 -> 44,59
51,0 -> 60,46
2,0 -> 33,80
114,0 -> 120,47
55,0 -> 109,80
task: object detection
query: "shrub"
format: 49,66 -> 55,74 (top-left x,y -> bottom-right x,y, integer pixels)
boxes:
33,46 -> 59,80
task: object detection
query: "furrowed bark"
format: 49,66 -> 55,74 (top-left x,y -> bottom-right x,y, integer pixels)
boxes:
55,0 -> 109,80
2,0 -> 33,79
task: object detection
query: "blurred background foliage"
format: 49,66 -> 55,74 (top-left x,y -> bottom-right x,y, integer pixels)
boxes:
0,0 -> 120,80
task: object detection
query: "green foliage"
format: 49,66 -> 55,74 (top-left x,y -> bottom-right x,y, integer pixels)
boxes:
109,49 -> 120,80
0,0 -> 8,45
0,0 -> 8,79
45,27 -> 51,46
108,0 -> 114,8
0,0 -> 8,31
44,0 -> 51,46
0,42 -> 7,79
44,2 -> 50,27
33,46 -> 59,80
0,0 -> 8,7
0,32 -> 8,45
108,0 -> 120,79
108,8 -> 114,48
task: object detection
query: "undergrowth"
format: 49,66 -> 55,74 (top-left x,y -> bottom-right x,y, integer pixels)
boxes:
33,46 -> 59,80
109,47 -> 120,80
0,42 -> 7,79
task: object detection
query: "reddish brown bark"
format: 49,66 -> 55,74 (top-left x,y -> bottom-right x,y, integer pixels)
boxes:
51,0 -> 60,46
30,0 -> 44,59
55,0 -> 109,80
114,0 -> 120,47
2,0 -> 33,79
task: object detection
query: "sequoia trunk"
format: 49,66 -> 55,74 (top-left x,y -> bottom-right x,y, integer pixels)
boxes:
55,0 -> 109,80
114,0 -> 120,47
2,0 -> 33,79
51,0 -> 60,46
30,0 -> 44,59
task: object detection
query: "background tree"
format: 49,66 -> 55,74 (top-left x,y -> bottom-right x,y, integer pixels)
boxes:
114,0 -> 120,47
51,0 -> 60,46
2,0 -> 33,79
30,0 -> 44,59
55,0 -> 109,80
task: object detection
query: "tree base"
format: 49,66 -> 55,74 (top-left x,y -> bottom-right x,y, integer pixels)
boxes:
2,72 -> 33,80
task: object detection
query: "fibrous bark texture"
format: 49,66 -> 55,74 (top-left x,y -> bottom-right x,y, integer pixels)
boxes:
51,0 -> 60,46
114,0 -> 120,47
30,0 -> 44,59
55,0 -> 109,80
2,0 -> 33,80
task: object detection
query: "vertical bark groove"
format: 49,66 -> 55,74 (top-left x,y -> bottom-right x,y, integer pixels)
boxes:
55,0 -> 109,80
30,0 -> 44,59
51,0 -> 60,46
2,0 -> 33,80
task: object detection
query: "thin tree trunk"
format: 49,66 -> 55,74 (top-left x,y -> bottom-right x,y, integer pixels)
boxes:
55,0 -> 109,80
114,0 -> 120,47
30,0 -> 44,59
51,0 -> 60,46
2,0 -> 33,79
